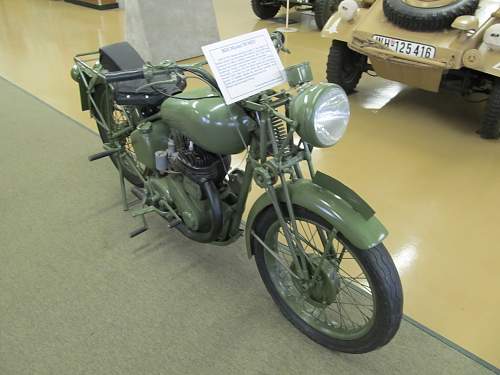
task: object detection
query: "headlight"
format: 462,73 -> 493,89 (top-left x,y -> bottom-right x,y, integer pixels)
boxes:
290,83 -> 350,148
338,0 -> 359,22
484,24 -> 500,52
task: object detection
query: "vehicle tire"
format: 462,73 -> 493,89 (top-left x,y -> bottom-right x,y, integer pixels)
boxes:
251,0 -> 281,19
383,0 -> 479,31
314,0 -> 341,29
94,86 -> 146,187
327,41 -> 367,94
252,205 -> 403,353
478,78 -> 500,139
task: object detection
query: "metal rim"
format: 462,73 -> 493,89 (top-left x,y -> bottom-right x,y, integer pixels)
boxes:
111,105 -> 147,178
263,216 -> 376,340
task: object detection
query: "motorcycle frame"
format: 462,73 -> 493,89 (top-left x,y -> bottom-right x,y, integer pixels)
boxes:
73,52 -> 388,279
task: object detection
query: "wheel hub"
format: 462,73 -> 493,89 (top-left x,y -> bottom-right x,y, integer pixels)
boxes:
291,257 -> 341,306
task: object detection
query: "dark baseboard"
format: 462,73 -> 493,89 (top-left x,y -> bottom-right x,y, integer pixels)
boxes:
64,0 -> 119,10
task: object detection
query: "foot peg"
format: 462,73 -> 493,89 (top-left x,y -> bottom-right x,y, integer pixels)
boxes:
130,226 -> 148,238
88,149 -> 117,162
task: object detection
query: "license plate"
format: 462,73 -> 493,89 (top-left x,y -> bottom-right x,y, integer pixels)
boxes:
373,35 -> 436,59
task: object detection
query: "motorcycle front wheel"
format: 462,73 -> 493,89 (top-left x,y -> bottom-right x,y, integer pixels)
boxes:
252,205 -> 403,353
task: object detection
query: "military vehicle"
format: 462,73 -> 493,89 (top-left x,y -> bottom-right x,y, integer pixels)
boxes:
322,0 -> 500,138
251,0 -> 340,29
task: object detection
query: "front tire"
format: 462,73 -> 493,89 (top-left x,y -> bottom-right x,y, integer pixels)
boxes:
252,206 -> 403,353
478,78 -> 500,140
327,41 -> 367,95
314,0 -> 340,30
251,0 -> 281,19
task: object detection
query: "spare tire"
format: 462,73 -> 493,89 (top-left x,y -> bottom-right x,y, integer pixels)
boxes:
383,0 -> 479,31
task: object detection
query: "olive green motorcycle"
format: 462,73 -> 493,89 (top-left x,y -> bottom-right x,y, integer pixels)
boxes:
71,32 -> 402,353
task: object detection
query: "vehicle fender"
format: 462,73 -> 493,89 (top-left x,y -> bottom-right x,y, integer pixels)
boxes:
321,8 -> 370,42
477,45 -> 500,78
245,172 -> 388,258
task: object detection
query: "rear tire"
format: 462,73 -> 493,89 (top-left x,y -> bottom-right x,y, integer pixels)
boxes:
251,0 -> 281,19
479,78 -> 500,139
252,205 -> 403,353
94,86 -> 146,187
326,41 -> 367,95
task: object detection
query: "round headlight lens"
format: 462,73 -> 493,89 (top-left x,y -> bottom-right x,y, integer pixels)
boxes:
313,86 -> 350,147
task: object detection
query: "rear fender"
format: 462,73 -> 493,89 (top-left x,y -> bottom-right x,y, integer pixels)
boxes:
245,172 -> 388,258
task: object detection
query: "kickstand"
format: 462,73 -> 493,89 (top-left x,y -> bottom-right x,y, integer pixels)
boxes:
128,189 -> 152,238
117,156 -> 129,212
130,212 -> 148,238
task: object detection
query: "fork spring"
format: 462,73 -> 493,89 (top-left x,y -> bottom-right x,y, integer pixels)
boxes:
271,115 -> 291,156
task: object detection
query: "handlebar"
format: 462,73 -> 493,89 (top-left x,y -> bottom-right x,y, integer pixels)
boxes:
103,32 -> 287,84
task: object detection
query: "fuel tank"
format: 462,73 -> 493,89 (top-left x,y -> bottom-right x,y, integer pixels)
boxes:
160,88 -> 254,155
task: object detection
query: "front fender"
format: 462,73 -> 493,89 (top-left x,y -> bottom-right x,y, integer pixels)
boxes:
245,172 -> 388,258
321,7 -> 370,43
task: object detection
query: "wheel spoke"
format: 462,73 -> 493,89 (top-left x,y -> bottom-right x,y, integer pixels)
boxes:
263,216 -> 376,339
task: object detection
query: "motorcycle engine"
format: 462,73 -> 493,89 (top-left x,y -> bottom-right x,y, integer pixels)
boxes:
169,134 -> 231,185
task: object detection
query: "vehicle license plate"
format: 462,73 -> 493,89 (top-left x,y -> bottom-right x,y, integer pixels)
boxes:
373,35 -> 436,59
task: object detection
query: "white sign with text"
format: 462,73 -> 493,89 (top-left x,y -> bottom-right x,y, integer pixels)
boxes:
202,29 -> 287,104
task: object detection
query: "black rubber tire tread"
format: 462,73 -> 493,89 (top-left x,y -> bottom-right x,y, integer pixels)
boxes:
93,85 -> 144,187
479,78 -> 500,139
252,205 -> 403,353
314,0 -> 341,29
383,0 -> 479,31
326,41 -> 367,95
251,0 -> 281,19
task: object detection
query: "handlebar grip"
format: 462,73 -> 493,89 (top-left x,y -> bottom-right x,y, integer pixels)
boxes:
104,69 -> 145,83
271,31 -> 285,46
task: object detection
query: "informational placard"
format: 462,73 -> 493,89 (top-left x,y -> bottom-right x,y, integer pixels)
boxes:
202,29 -> 287,104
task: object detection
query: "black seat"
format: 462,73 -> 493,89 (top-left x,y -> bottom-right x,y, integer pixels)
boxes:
99,42 -> 185,107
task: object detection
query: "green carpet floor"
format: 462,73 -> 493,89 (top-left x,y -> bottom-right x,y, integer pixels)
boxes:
0,76 -> 497,375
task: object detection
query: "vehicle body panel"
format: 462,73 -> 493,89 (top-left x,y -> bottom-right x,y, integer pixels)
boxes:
245,177 -> 388,258
322,0 -> 500,91
160,88 -> 254,155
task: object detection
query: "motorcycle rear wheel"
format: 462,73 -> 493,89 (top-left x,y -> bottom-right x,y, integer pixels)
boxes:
95,90 -> 147,187
252,205 -> 403,353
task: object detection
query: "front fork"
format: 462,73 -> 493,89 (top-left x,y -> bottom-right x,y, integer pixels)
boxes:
248,110 -> 320,281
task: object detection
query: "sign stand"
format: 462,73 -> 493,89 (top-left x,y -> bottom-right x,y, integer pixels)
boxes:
276,0 -> 298,33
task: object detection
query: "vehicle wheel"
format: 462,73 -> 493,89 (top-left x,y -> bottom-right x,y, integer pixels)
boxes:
314,0 -> 341,30
478,78 -> 500,139
94,87 -> 147,187
383,0 -> 479,31
327,41 -> 367,95
251,0 -> 281,19
252,205 -> 403,353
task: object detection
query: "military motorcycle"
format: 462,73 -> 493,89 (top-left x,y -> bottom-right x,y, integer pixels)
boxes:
71,32 -> 402,353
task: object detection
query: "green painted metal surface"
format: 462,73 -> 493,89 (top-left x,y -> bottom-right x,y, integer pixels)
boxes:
130,121 -> 170,170
150,175 -> 209,231
285,62 -> 314,88
160,88 -> 254,155
312,171 -> 375,220
245,178 -> 388,257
